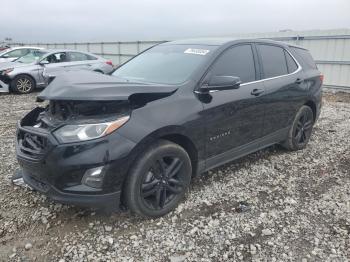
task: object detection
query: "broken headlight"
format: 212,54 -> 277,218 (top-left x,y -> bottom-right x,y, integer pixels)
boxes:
53,116 -> 129,143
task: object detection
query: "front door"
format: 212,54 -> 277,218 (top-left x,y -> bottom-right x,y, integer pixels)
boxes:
200,44 -> 266,162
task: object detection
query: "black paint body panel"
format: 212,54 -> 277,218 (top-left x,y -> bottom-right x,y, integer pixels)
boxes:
16,39 -> 322,209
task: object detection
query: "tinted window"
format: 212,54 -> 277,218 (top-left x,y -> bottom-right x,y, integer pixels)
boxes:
68,52 -> 92,62
258,45 -> 288,78
113,44 -> 216,85
284,50 -> 298,73
209,45 -> 256,83
289,47 -> 317,70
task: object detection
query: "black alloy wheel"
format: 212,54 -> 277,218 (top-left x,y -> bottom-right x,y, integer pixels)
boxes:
293,108 -> 313,146
124,140 -> 192,217
141,156 -> 184,210
282,105 -> 314,151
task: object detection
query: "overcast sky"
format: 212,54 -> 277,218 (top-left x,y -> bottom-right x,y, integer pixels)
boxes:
1,0 -> 350,43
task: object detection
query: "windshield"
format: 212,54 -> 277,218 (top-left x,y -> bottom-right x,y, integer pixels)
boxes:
112,44 -> 216,85
16,50 -> 48,64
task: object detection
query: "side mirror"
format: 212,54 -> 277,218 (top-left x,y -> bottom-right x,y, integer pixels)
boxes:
39,60 -> 49,66
201,75 -> 241,92
2,54 -> 9,58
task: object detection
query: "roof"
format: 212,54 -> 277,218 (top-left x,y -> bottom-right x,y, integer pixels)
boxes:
9,46 -> 43,50
163,38 -> 239,46
162,37 -> 307,50
43,49 -> 98,55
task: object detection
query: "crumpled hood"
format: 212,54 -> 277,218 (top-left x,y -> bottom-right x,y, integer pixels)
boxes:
38,70 -> 178,101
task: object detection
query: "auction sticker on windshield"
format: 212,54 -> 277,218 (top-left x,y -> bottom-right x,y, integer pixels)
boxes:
184,48 -> 210,55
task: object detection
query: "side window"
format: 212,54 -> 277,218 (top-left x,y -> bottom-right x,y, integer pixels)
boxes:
284,50 -> 298,73
43,52 -> 68,64
209,45 -> 256,83
68,52 -> 90,62
257,45 -> 288,78
87,54 -> 97,60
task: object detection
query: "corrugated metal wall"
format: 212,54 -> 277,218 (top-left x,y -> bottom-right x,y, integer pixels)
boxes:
13,29 -> 350,89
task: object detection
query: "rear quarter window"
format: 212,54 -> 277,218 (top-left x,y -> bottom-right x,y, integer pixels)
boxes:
284,50 -> 298,73
289,47 -> 317,70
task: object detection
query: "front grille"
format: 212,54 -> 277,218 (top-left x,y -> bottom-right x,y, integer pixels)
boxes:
18,130 -> 49,160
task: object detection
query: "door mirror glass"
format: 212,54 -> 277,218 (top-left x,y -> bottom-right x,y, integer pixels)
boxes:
201,75 -> 241,92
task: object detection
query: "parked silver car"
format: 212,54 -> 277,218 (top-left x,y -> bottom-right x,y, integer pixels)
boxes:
0,49 -> 114,94
0,46 -> 43,63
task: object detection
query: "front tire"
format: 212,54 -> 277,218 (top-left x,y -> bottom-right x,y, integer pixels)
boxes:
11,75 -> 35,94
282,105 -> 314,151
124,140 -> 192,218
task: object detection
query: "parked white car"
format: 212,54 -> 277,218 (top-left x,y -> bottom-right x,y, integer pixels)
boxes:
0,49 -> 115,94
0,47 -> 43,63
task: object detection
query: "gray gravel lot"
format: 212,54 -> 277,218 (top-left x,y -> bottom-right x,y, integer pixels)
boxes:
0,91 -> 349,261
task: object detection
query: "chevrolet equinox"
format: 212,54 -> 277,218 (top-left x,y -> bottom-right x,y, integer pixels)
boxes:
16,39 -> 322,217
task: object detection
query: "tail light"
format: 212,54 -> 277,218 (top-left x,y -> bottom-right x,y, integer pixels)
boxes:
320,74 -> 324,84
106,60 -> 113,66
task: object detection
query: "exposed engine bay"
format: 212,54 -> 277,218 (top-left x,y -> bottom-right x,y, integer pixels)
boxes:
21,100 -> 131,131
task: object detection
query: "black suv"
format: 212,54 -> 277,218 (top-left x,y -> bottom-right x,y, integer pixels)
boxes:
16,39 -> 322,217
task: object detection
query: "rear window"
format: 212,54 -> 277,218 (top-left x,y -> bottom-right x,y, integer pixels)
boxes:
68,52 -> 90,62
289,47 -> 317,70
257,45 -> 288,78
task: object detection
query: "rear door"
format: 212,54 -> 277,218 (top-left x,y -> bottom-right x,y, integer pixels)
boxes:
256,44 -> 304,136
201,44 -> 266,160
65,52 -> 95,70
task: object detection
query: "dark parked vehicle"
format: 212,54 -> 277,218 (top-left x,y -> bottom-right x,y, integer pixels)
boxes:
15,39 -> 322,217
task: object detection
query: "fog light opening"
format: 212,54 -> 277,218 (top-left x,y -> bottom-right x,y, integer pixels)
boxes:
82,166 -> 105,188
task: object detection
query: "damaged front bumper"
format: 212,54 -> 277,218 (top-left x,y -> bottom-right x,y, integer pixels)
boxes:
15,107 -> 137,211
16,168 -> 122,210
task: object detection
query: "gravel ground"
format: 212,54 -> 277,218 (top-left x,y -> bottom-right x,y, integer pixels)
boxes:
0,91 -> 349,262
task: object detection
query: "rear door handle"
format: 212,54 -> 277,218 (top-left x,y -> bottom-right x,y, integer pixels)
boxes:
251,88 -> 265,96
295,78 -> 304,84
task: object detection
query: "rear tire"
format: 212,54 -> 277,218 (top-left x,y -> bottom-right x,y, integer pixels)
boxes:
282,105 -> 314,151
124,140 -> 192,218
11,75 -> 35,94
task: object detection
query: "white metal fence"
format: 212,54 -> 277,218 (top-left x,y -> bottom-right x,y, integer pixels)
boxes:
12,29 -> 350,90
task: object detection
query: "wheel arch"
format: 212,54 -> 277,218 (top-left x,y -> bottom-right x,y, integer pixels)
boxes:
304,100 -> 317,121
159,133 -> 199,177
125,126 -> 200,178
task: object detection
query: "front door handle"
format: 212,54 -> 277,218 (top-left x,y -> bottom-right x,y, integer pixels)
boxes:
251,88 -> 264,96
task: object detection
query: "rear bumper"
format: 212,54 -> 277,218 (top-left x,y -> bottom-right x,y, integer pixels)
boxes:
21,168 -> 121,210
